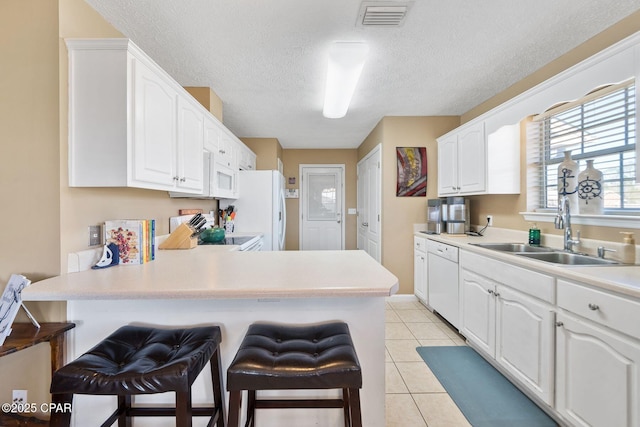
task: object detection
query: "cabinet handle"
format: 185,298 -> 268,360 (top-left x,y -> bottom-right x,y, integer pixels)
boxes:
487,289 -> 494,295
173,176 -> 179,181
420,256 -> 424,260
588,303 -> 599,311
556,321 -> 564,327
179,177 -> 186,182
494,292 -> 500,297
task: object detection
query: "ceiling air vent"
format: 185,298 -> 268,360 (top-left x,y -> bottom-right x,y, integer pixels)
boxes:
357,1 -> 413,27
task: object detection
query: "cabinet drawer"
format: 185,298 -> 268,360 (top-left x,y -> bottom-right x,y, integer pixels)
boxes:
557,279 -> 640,339
460,251 -> 554,303
427,240 -> 458,262
414,236 -> 426,253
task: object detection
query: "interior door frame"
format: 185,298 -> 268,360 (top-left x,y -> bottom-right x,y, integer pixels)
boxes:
299,164 -> 346,250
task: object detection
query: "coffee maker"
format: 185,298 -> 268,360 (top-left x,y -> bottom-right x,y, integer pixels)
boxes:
426,199 -> 446,234
446,196 -> 470,234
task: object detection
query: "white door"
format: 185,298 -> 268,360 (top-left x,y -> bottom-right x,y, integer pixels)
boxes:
300,165 -> 344,250
357,145 -> 381,262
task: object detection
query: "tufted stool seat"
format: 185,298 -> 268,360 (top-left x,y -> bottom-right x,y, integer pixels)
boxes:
227,322 -> 362,427
49,325 -> 225,427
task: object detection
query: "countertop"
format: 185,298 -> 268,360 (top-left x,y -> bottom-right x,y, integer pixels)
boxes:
415,229 -> 640,299
23,248 -> 399,301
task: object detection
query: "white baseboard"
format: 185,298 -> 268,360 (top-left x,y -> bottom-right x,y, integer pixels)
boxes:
386,294 -> 419,303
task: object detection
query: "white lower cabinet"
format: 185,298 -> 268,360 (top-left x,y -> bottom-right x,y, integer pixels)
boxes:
413,236 -> 428,305
556,279 -> 640,427
459,251 -> 555,405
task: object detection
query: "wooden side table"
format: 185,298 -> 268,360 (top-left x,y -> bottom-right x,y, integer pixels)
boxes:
0,322 -> 75,426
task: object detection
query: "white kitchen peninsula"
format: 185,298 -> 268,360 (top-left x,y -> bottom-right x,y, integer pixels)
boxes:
23,249 -> 398,427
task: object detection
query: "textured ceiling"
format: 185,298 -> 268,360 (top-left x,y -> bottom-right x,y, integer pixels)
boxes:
84,0 -> 640,148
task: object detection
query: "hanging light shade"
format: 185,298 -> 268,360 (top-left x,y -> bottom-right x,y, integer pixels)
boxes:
322,42 -> 369,119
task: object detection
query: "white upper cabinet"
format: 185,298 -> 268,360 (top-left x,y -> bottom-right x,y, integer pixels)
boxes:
176,96 -> 205,192
437,121 -> 520,197
67,38 -> 209,193
204,116 -> 239,199
238,143 -> 257,171
131,57 -> 178,187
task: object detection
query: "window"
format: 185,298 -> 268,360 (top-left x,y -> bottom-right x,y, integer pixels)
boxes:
527,80 -> 637,212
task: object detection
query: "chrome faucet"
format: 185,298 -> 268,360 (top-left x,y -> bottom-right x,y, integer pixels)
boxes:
555,196 -> 581,252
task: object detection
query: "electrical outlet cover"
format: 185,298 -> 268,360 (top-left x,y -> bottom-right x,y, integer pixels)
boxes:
89,225 -> 101,246
12,389 -> 27,404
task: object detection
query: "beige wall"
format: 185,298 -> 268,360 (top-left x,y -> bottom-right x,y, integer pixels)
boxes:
359,117 -> 460,295
0,0 -> 61,412
462,12 -> 640,245
281,150 -> 359,251
184,87 -> 224,122
0,0 -> 218,411
241,137 -> 283,171
59,0 -> 217,267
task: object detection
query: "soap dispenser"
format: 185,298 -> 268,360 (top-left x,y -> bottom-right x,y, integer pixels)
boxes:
619,232 -> 636,264
528,223 -> 541,246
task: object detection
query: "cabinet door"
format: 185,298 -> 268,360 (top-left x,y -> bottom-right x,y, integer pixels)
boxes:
459,269 -> 495,356
556,312 -> 640,427
176,97 -> 204,192
437,135 -> 458,195
496,285 -> 555,405
457,122 -> 486,194
414,237 -> 427,304
216,132 -> 236,168
131,58 -> 177,188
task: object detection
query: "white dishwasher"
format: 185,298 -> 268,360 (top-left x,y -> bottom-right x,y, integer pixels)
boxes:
427,240 -> 460,329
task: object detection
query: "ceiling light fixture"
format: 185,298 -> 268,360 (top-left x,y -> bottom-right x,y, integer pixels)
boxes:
322,42 -> 369,119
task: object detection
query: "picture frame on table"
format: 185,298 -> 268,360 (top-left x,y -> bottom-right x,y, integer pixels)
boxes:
0,274 -> 32,346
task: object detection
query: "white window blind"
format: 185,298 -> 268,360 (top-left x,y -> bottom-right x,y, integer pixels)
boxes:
527,81 -> 637,212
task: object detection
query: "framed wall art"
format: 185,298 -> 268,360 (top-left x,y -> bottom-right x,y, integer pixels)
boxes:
396,147 -> 427,197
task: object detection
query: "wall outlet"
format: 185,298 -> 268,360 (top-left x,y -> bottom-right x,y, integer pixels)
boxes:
12,389 -> 27,404
486,215 -> 493,226
89,225 -> 102,246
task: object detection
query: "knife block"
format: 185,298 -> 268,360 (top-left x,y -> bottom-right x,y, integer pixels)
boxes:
158,223 -> 197,250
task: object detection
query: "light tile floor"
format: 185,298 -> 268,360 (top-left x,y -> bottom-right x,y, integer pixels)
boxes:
385,298 -> 471,427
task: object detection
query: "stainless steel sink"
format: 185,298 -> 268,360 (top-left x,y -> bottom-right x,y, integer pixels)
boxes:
516,252 -> 619,265
469,243 -> 556,253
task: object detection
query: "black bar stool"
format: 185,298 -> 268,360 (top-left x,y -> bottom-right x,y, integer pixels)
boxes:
49,325 -> 226,427
226,322 -> 362,427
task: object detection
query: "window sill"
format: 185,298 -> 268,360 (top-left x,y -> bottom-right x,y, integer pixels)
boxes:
520,212 -> 640,229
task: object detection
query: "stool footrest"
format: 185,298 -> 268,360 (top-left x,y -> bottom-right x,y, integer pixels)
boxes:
255,399 -> 345,409
101,406 -> 221,427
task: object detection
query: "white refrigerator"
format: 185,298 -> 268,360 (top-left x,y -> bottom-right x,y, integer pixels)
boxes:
221,170 -> 286,250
